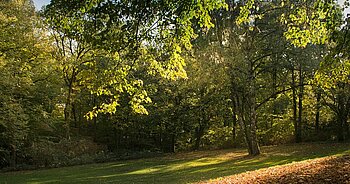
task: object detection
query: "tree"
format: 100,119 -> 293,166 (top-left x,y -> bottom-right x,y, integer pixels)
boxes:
0,0 -> 60,168
315,21 -> 350,141
43,0 -> 227,120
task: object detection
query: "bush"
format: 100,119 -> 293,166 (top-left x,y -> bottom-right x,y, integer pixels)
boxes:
27,137 -> 107,168
202,126 -> 234,149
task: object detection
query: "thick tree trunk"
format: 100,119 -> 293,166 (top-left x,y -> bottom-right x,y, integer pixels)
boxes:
345,121 -> 349,140
230,60 -> 260,155
64,84 -> 73,140
246,65 -> 260,156
337,115 -> 345,142
236,97 -> 260,155
72,103 -> 77,128
337,92 -> 346,142
194,125 -> 204,150
235,96 -> 252,154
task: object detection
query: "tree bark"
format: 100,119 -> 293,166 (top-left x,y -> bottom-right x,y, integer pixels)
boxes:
235,95 -> 253,154
194,125 -> 204,150
232,101 -> 237,145
337,114 -> 345,142
291,66 -> 298,142
92,95 -> 97,141
337,90 -> 346,142
248,95 -> 260,155
72,103 -> 77,128
231,87 -> 238,146
315,89 -> 321,134
296,65 -> 303,143
9,144 -> 16,168
246,63 -> 260,156
64,83 -> 73,140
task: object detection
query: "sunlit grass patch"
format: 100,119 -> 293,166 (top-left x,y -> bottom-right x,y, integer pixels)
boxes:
0,142 -> 349,184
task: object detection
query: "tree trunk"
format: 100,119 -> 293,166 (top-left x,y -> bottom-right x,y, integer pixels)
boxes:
194,125 -> 204,150
248,98 -> 260,155
235,95 -> 252,154
296,66 -> 303,143
345,121 -> 349,140
232,104 -> 237,145
72,103 -> 77,128
291,66 -> 298,142
315,89 -> 321,134
64,83 -> 73,140
337,114 -> 345,142
337,91 -> 346,142
93,95 -> 97,141
246,64 -> 260,156
231,92 -> 238,146
9,144 -> 16,168
171,134 -> 175,153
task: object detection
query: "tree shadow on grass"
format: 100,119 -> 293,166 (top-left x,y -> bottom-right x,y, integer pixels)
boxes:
1,143 -> 349,184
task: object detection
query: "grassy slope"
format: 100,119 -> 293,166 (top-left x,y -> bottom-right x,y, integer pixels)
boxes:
0,142 -> 349,184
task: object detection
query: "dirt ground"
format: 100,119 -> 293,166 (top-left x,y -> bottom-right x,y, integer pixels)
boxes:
201,155 -> 350,184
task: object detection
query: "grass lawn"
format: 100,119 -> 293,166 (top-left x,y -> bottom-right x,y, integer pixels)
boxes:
0,142 -> 349,184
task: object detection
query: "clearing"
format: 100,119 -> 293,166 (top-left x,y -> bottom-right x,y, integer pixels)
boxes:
0,142 -> 349,184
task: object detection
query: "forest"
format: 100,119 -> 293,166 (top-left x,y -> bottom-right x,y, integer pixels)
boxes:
0,0 -> 350,176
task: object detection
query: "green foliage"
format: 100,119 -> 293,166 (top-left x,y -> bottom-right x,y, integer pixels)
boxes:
236,0 -> 342,47
281,0 -> 342,47
1,0 -> 350,171
0,0 -> 62,168
43,0 -> 227,117
202,126 -> 234,149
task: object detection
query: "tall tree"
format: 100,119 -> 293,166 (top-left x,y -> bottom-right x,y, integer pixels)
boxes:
316,21 -> 350,141
0,0 -> 59,168
43,0 -> 227,120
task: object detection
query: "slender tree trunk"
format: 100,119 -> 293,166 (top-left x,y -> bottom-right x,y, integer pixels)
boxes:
315,89 -> 321,134
231,89 -> 238,145
9,144 -> 16,168
171,134 -> 175,153
93,95 -> 97,141
271,55 -> 277,128
232,102 -> 237,145
248,96 -> 260,155
291,66 -> 298,142
296,66 -> 303,143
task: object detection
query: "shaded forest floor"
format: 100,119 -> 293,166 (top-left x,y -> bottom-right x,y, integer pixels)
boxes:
0,142 -> 349,184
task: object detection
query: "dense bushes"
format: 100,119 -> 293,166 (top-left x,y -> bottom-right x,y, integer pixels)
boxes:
27,137 -> 106,168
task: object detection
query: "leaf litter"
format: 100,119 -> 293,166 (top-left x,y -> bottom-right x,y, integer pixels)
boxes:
200,155 -> 350,184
